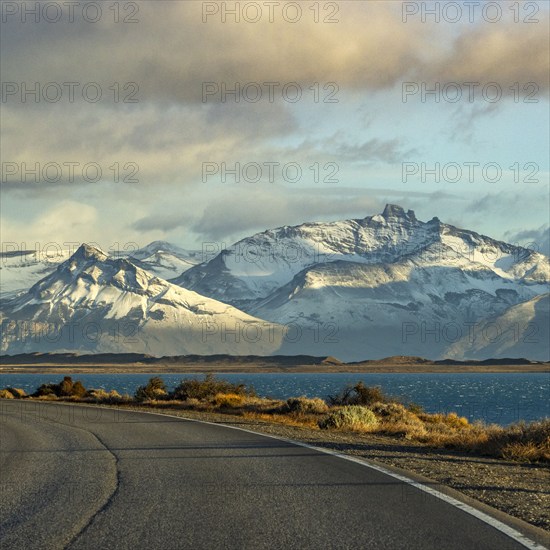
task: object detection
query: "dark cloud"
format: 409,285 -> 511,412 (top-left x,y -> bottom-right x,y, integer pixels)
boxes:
131,213 -> 188,233
505,226 -> 550,256
2,2 -> 547,108
189,186 -> 461,241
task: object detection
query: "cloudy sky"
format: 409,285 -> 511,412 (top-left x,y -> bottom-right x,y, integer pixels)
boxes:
1,0 -> 549,256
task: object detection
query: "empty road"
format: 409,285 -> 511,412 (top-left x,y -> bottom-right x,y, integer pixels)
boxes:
0,401 -> 546,549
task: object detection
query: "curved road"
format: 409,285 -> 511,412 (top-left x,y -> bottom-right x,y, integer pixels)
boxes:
0,401 -> 546,549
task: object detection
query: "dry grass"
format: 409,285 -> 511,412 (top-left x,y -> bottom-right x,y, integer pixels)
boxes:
466,420 -> 550,462
243,411 -> 320,429
87,389 -> 126,403
319,406 -> 379,431
5,387 -> 26,398
212,392 -> 246,408
281,396 -> 329,415
171,374 -> 253,401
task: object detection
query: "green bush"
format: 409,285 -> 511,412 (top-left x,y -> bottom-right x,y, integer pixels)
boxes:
319,405 -> 379,430
135,377 -> 168,402
171,374 -> 253,401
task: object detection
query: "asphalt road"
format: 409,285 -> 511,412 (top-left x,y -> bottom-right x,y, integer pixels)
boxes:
0,401 -> 545,550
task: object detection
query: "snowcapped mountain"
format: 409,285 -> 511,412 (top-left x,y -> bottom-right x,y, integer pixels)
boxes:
1,206 -> 548,361
0,241 -> 200,294
174,204 -> 548,308
447,293 -> 549,360
0,248 -> 73,296
127,241 -> 202,281
0,244 -> 283,356
173,205 -> 549,361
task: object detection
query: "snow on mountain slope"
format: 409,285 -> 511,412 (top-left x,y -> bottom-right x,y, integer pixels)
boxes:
2,206 -> 547,361
249,259 -> 548,360
0,248 -> 72,295
0,241 -> 201,294
128,241 -> 202,281
0,244 -> 283,356
171,204 -> 549,360
174,204 -> 549,309
445,293 -> 550,361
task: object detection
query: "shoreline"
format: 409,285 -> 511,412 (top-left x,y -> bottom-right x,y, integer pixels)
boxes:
1,364 -> 549,374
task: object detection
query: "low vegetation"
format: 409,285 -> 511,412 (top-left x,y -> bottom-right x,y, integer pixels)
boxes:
32,376 -> 88,399
319,405 -> 378,430
327,381 -> 393,407
1,376 -> 548,463
135,376 -> 168,402
171,373 -> 254,401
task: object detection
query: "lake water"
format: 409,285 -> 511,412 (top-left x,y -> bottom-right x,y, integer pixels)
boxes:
0,372 -> 548,426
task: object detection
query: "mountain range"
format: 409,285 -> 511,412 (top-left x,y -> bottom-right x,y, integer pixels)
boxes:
1,205 -> 548,361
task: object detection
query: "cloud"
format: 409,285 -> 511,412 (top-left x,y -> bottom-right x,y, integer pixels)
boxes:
1,200 -> 97,245
1,1 -> 548,246
335,138 -> 419,164
132,213 -> 188,233
190,186 -> 382,240
2,2 -> 547,107
0,101 -> 298,188
504,225 -> 550,256
3,2 -> 547,190
418,19 -> 550,92
1,3 -> 427,103
446,103 -> 500,145
188,186 -> 464,241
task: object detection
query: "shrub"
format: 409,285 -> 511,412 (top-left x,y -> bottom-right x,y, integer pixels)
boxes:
32,377 -> 88,398
59,376 -> 74,396
475,419 -> 550,462
502,442 -> 546,462
370,401 -> 408,419
444,412 -> 470,428
319,405 -> 379,431
0,389 -> 15,399
213,393 -> 245,408
88,389 -> 109,401
89,389 -> 124,403
135,377 -> 168,402
71,381 -> 88,398
369,402 -> 426,438
33,384 -> 56,397
171,374 -> 253,401
407,402 -> 424,415
327,382 -> 393,407
282,396 -> 329,414
6,388 -> 26,398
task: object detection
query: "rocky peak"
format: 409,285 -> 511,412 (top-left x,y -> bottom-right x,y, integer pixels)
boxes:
71,243 -> 109,263
381,204 -> 416,221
